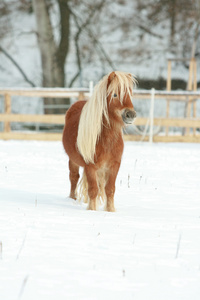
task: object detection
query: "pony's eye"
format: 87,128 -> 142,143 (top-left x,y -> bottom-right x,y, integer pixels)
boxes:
114,93 -> 117,97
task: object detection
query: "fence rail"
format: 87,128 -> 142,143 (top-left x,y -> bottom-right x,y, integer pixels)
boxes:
0,88 -> 200,142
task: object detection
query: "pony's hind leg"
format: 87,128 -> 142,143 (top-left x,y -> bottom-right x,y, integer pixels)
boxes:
69,160 -> 80,200
85,165 -> 98,210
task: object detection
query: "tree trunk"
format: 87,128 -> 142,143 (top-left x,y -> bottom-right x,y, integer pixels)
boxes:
32,0 -> 70,114
169,0 -> 176,46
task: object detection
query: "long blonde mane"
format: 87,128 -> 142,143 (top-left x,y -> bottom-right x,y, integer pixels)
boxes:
76,71 -> 137,164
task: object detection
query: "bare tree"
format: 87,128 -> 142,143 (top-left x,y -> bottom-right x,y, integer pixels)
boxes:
135,0 -> 196,51
32,0 -> 70,113
1,0 -> 199,98
68,0 -> 115,87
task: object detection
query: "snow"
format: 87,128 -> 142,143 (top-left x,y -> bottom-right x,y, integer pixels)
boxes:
0,140 -> 200,300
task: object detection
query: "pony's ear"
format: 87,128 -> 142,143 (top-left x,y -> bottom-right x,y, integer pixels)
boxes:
107,72 -> 116,86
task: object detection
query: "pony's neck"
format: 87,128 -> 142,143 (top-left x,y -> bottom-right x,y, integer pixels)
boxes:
102,114 -> 123,137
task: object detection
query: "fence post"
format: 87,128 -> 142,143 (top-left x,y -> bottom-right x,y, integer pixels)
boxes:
89,81 -> 93,96
4,93 -> 11,133
166,59 -> 171,135
78,92 -> 85,101
149,88 -> 155,143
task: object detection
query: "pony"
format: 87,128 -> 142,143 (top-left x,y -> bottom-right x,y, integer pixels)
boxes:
62,71 -> 137,212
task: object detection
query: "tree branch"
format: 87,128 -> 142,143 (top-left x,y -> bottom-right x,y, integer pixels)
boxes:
138,24 -> 163,39
69,4 -> 99,85
68,1 -> 115,84
68,71 -> 80,87
87,29 -> 116,70
0,45 -> 36,87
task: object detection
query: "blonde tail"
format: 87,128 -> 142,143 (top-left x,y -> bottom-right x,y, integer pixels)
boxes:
76,169 -> 106,206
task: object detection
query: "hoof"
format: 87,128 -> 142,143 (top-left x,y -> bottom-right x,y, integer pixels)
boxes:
105,205 -> 116,212
87,201 -> 97,211
69,194 -> 76,200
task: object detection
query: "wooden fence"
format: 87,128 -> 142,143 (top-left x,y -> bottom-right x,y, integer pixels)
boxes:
0,88 -> 200,142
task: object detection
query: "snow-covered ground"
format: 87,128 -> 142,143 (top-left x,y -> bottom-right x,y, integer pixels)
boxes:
0,140 -> 200,300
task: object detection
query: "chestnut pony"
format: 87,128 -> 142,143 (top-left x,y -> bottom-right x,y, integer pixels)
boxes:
62,71 -> 137,211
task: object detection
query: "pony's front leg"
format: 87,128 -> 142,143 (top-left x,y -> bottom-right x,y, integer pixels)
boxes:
69,159 -> 80,200
85,166 -> 98,210
105,163 -> 121,212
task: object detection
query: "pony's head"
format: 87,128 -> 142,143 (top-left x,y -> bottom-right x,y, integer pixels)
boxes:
106,71 -> 137,126
77,71 -> 137,164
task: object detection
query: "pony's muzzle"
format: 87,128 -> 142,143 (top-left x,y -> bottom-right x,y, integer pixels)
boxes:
122,109 -> 137,124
